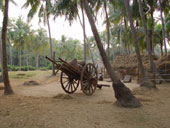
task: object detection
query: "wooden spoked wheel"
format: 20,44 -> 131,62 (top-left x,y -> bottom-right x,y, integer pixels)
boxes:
60,71 -> 79,94
80,63 -> 98,95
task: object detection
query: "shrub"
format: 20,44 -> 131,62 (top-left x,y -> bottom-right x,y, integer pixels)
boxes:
21,66 -> 28,71
7,65 -> 36,71
10,66 -> 19,71
27,65 -> 36,71
39,67 -> 48,71
47,64 -> 52,70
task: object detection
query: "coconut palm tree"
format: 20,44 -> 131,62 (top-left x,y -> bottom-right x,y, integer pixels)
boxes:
79,0 -> 87,62
138,0 -> 157,86
165,15 -> 170,45
158,0 -> 167,55
145,0 -> 157,53
0,34 -> 3,82
154,24 -> 164,55
23,0 -> 55,75
32,28 -> 48,68
11,17 -> 32,70
94,0 -> 111,57
0,0 -> 16,83
108,0 -> 132,54
124,0 -> 155,88
1,0 -> 14,94
83,0 -> 141,107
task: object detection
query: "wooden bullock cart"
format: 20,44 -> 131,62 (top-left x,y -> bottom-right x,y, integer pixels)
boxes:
45,56 -> 98,95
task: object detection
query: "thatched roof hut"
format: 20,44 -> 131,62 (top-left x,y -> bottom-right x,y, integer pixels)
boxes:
112,54 -> 158,76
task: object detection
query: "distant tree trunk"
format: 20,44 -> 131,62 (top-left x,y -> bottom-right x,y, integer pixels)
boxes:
80,1 -> 87,63
167,36 -> 170,45
1,0 -> 13,95
78,13 -> 95,64
124,17 -> 130,54
18,49 -> 21,71
119,22 -> 123,54
7,39 -> 13,66
47,16 -> 55,75
150,9 -> 154,54
83,0 -> 141,108
124,0 -> 155,88
159,0 -> 167,55
53,51 -> 55,74
26,51 -> 29,70
160,41 -> 163,56
104,2 -> 110,58
138,0 -> 156,87
9,44 -> 12,66
36,55 -> 39,69
0,35 -> 3,82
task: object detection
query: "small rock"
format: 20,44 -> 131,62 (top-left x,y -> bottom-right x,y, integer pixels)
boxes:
23,81 -> 39,86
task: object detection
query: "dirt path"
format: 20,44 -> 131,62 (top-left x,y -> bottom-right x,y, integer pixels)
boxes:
9,75 -> 139,103
0,71 -> 170,128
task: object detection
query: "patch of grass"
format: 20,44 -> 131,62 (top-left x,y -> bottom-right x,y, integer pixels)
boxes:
9,71 -> 36,79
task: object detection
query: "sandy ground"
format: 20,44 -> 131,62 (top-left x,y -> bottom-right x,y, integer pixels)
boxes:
0,71 -> 170,128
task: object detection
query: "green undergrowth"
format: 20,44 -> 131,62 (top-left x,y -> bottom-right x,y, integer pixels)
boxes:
9,71 -> 36,79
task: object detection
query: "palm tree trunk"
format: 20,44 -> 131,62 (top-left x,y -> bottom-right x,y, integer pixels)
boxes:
104,2 -> 110,58
36,55 -> 39,69
159,0 -> 167,55
124,17 -> 130,54
119,23 -> 123,54
0,35 -> 3,82
124,0 -> 154,88
1,0 -> 13,95
9,44 -> 12,66
138,0 -> 156,87
19,49 -> 21,71
83,0 -> 141,108
150,9 -> 154,53
26,51 -> 29,70
7,39 -> 13,66
160,41 -> 163,56
47,16 -> 55,75
80,2 -> 87,63
78,13 -> 95,64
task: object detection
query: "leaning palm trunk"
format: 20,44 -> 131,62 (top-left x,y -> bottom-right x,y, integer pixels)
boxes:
124,0 -> 155,88
138,0 -> 157,88
83,0 -> 141,108
1,0 -> 13,94
159,0 -> 167,55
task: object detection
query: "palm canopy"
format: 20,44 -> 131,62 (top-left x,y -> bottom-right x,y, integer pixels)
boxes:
0,0 -> 17,11
51,0 -> 97,24
23,0 -> 54,24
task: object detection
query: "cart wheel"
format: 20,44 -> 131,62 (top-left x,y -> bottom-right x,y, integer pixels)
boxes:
60,71 -> 79,94
81,63 -> 98,95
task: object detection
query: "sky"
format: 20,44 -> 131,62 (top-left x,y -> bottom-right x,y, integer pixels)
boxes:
0,0 -> 105,42
0,1 -> 169,49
